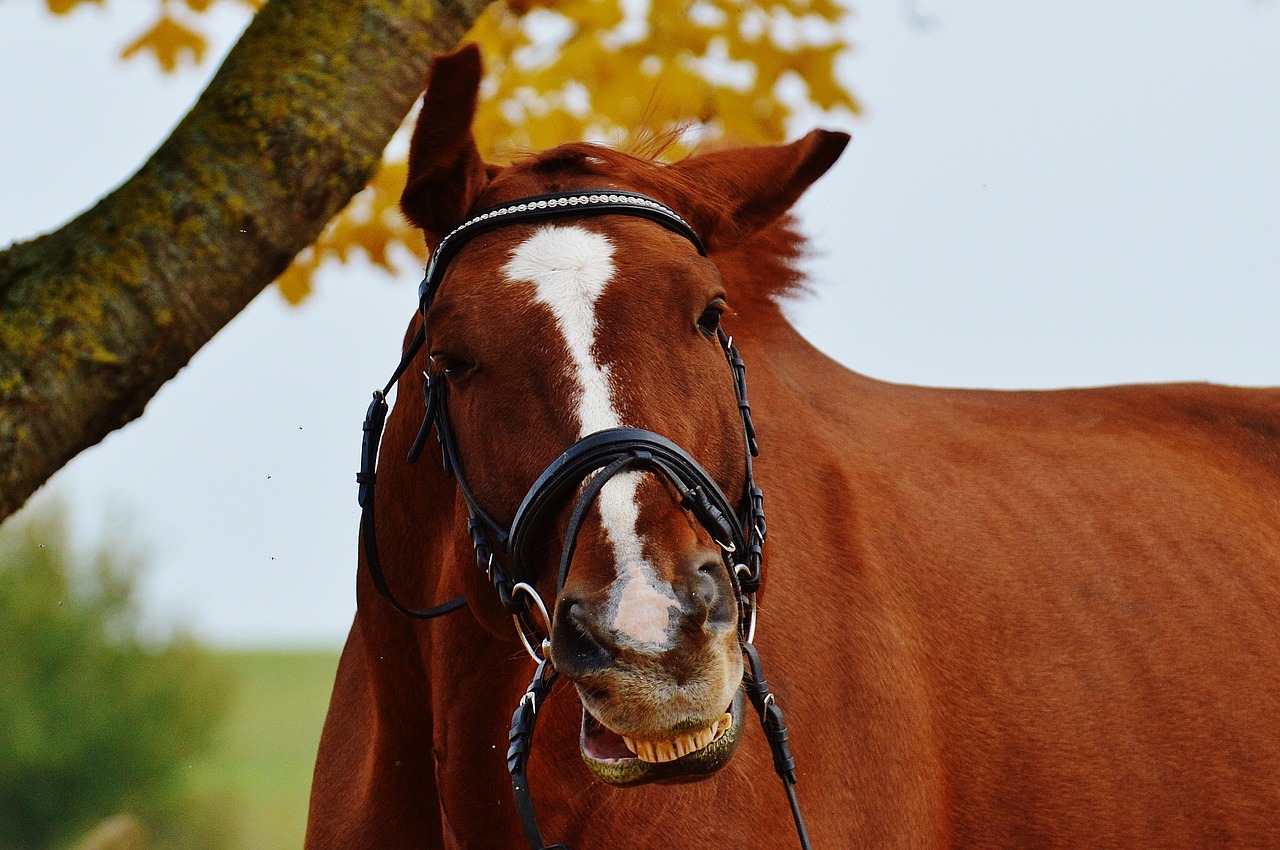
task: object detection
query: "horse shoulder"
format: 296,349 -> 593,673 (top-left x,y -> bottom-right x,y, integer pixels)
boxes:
306,620 -> 447,850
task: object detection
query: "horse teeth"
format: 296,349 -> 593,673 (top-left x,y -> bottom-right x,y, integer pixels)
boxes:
620,716 -> 732,764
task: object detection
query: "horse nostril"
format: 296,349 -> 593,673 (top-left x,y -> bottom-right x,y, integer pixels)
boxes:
689,558 -> 737,631
689,561 -> 721,625
551,600 -> 615,676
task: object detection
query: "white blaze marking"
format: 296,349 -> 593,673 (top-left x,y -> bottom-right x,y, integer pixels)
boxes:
503,225 -> 679,649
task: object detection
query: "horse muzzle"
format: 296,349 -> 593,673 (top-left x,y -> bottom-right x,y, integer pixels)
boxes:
578,688 -> 746,786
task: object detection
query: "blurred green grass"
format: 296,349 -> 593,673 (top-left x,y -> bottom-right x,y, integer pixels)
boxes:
190,650 -> 340,850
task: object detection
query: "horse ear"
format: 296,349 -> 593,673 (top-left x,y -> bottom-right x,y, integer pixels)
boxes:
670,129 -> 850,250
401,44 -> 495,249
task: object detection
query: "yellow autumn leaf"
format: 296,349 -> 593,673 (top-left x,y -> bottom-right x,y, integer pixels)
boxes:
648,0 -> 691,24
807,0 -> 845,18
120,14 -> 208,72
45,0 -> 102,15
275,258 -> 314,306
557,0 -> 625,32
795,43 -> 859,112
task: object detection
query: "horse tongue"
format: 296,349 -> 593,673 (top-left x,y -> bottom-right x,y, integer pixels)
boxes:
580,709 -> 634,762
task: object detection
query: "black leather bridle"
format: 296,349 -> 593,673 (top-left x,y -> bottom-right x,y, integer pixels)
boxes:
357,190 -> 811,849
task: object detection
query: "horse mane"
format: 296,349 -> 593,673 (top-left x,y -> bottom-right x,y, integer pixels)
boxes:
497,142 -> 813,328
710,214 -> 809,329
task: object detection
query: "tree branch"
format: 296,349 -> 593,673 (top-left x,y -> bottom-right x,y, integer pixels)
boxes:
0,0 -> 487,522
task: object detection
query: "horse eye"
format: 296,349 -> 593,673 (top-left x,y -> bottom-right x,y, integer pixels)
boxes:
696,301 -> 725,336
429,353 -> 476,380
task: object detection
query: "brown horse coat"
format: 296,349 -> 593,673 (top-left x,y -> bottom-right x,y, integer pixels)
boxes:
307,46 -> 1280,849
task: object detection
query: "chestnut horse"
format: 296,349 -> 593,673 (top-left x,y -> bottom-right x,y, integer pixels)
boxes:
307,45 -> 1280,849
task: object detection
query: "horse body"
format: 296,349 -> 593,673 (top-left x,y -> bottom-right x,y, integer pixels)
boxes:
308,45 -> 1280,850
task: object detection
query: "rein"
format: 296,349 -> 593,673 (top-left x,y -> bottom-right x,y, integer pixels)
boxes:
357,190 -> 812,849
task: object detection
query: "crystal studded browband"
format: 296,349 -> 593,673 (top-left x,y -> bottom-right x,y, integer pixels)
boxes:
417,190 -> 707,312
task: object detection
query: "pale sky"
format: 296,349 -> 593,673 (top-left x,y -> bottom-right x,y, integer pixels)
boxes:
2,2 -> 1277,646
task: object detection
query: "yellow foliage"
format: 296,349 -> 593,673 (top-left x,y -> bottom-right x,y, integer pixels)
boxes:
469,0 -> 858,161
49,0 -> 856,303
45,0 -> 103,14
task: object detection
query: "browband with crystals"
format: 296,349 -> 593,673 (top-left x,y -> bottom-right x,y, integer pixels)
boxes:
417,190 -> 706,312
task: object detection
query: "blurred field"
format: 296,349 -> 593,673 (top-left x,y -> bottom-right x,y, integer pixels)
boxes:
191,650 -> 340,850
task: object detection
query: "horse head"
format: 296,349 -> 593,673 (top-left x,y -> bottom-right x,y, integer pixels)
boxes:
394,44 -> 847,790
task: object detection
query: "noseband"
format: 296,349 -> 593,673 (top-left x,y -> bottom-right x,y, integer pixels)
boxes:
357,190 -> 811,850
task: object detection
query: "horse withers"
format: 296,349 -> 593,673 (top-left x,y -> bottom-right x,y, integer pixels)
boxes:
306,44 -> 1280,849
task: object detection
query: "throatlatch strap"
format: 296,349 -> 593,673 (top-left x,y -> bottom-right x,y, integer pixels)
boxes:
356,329 -> 467,620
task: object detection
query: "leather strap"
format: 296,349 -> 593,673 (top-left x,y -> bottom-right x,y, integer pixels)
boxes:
507,659 -> 566,850
506,428 -> 747,587
555,456 -> 636,593
743,642 -> 812,850
357,329 -> 467,619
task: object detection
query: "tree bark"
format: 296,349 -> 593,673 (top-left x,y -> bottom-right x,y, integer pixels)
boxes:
0,0 -> 487,523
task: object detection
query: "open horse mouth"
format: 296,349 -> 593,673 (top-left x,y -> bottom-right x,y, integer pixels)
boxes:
578,690 -> 745,786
